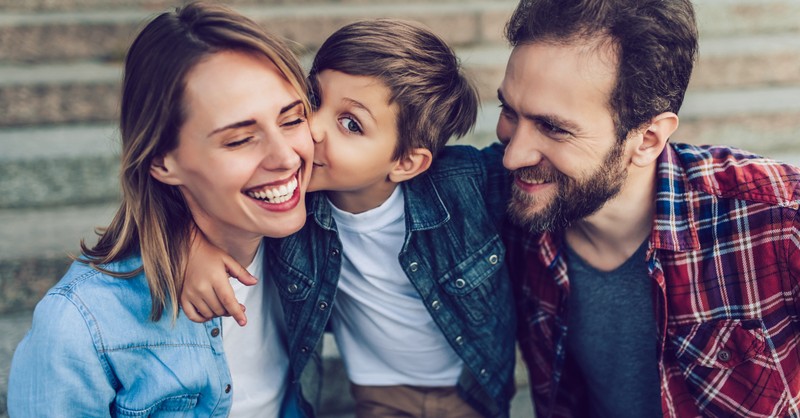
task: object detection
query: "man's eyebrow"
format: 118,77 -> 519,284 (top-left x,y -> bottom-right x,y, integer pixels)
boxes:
207,119 -> 257,137
497,89 -> 580,133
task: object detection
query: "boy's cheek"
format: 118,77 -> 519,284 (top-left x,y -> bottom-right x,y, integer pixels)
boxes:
307,167 -> 324,192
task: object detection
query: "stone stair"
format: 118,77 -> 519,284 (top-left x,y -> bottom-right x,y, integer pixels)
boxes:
1,0 -> 799,416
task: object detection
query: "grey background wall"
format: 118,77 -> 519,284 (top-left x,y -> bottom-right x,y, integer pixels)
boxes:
1,0 -> 799,416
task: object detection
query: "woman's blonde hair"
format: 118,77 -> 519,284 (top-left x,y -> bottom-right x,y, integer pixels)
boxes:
81,1 -> 309,321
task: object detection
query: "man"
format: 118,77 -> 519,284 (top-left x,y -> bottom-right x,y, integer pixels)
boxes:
498,0 -> 800,417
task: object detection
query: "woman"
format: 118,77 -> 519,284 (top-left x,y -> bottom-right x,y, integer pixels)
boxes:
7,3 -> 313,417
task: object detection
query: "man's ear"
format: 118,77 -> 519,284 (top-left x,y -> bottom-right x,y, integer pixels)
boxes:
388,147 -> 433,183
630,112 -> 679,167
150,153 -> 183,186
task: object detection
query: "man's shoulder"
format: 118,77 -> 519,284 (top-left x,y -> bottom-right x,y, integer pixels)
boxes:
426,143 -> 504,176
667,142 -> 800,206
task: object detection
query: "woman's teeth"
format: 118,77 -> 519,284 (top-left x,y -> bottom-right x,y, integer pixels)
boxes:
247,177 -> 298,204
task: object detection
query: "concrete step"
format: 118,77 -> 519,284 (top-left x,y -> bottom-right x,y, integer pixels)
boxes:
674,85 -> 800,153
0,0 -> 797,63
0,2 -> 515,63
0,124 -> 120,209
0,0 -> 488,13
2,83 -> 800,210
3,31 -> 800,127
694,0 -> 800,37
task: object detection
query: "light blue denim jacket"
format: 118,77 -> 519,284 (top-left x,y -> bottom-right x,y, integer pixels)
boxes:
8,255 -> 304,418
265,144 -> 516,417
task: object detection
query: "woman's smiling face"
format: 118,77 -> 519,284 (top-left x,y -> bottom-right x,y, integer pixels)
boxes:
154,50 -> 314,246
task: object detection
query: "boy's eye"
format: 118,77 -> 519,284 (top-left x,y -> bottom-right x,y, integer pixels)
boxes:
338,116 -> 362,134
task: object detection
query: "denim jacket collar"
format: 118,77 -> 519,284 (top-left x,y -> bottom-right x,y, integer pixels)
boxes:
308,173 -> 450,233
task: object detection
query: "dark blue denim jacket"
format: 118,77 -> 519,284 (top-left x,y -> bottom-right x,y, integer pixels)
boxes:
266,144 -> 516,417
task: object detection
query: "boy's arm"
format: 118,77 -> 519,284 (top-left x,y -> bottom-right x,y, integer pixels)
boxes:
181,228 -> 256,326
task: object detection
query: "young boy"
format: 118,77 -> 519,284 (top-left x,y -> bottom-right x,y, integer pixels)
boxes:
184,19 -> 515,417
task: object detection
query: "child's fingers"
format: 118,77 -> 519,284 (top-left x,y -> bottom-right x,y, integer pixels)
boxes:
224,255 -> 257,286
181,298 -> 211,323
190,298 -> 218,321
215,281 -> 247,326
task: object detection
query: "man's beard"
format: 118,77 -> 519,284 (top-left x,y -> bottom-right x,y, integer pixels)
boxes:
507,141 -> 627,233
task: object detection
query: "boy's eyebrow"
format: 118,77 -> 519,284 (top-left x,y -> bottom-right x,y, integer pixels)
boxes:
497,89 -> 581,133
342,98 -> 376,123
207,100 -> 304,137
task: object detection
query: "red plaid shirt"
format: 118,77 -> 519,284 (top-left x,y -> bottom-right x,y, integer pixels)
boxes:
506,143 -> 800,418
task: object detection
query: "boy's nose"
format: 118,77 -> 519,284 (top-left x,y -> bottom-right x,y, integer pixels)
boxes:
309,116 -> 325,144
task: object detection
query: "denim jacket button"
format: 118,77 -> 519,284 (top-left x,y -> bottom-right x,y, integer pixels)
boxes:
480,368 -> 488,376
455,278 -> 466,288
488,254 -> 499,265
331,248 -> 340,257
287,284 -> 299,294
224,384 -> 232,394
319,301 -> 329,310
210,327 -> 220,338
431,300 -> 441,311
300,346 -> 309,353
455,335 -> 464,345
409,262 -> 419,272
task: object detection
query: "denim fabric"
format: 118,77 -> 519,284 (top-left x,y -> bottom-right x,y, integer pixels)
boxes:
8,255 -> 304,418
265,143 -> 516,417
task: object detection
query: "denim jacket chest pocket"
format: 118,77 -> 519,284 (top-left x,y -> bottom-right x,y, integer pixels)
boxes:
668,318 -> 788,416
113,394 -> 200,417
437,235 -> 506,325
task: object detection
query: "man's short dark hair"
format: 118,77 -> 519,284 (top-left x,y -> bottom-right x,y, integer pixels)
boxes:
505,0 -> 698,141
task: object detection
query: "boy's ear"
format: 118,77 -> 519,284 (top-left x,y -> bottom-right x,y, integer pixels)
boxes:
388,147 -> 433,183
150,153 -> 183,186
630,111 -> 679,168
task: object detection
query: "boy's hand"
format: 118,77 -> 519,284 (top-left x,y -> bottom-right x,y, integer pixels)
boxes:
181,230 -> 257,326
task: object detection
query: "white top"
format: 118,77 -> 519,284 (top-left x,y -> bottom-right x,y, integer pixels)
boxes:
329,186 -> 463,386
222,242 -> 289,417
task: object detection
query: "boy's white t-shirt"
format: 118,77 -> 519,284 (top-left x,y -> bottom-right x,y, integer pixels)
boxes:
221,242 -> 289,417
329,186 -> 463,386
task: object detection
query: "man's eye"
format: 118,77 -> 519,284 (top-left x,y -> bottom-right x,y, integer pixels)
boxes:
338,116 -> 362,134
539,120 -> 569,137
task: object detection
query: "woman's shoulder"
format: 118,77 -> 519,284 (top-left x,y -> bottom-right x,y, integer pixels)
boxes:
45,255 -> 149,314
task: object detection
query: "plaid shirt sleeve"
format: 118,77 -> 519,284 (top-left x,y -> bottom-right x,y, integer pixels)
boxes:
509,143 -> 800,418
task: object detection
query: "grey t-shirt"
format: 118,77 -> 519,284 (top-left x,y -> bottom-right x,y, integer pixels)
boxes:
564,240 -> 662,418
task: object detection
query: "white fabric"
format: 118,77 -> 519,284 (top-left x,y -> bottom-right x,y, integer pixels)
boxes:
222,242 -> 289,418
329,186 -> 463,386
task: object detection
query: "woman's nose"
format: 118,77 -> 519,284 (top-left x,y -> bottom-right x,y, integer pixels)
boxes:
262,134 -> 301,171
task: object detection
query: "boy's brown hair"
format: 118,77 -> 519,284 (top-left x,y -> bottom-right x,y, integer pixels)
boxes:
309,19 -> 478,159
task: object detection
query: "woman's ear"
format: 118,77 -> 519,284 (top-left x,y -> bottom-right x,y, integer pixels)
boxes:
630,112 -> 679,167
150,153 -> 183,186
388,148 -> 433,183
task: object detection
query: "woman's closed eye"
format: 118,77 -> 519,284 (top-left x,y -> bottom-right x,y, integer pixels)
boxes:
224,136 -> 254,148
